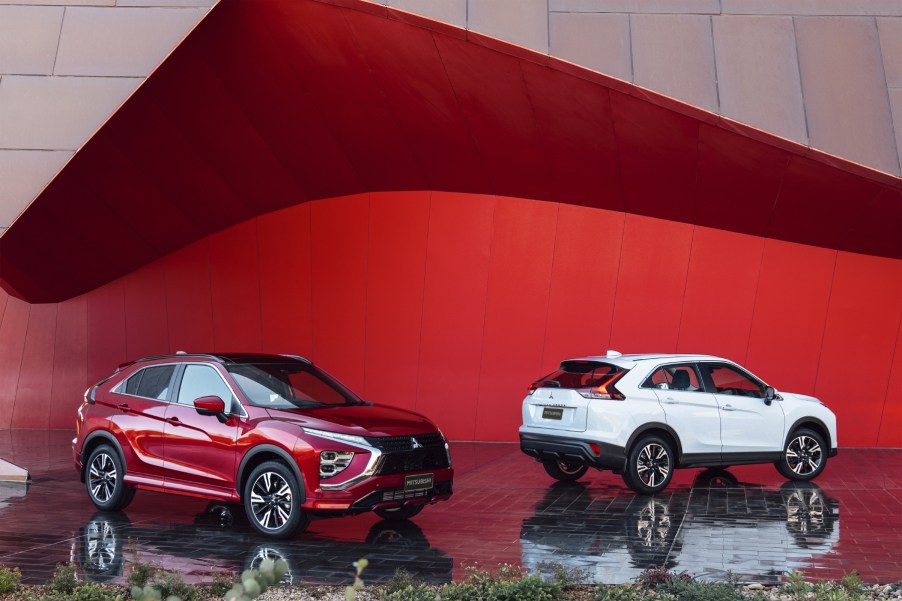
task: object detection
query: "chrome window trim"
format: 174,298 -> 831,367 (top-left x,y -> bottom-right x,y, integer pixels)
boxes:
178,362 -> 249,418
112,361 -> 248,418
639,361 -> 709,394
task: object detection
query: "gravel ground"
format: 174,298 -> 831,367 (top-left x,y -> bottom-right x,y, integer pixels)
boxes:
2,582 -> 901,600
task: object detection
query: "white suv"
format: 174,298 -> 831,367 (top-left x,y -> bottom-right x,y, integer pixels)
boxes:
519,352 -> 838,493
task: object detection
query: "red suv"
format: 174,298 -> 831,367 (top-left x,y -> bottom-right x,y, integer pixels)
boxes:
73,353 -> 453,538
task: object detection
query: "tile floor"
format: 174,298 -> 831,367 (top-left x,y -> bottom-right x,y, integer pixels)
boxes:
0,430 -> 900,586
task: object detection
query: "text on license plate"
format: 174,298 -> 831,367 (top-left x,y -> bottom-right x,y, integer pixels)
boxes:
405,473 -> 434,491
542,407 -> 564,420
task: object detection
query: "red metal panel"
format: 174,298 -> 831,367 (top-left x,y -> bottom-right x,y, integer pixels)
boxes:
745,239 -> 835,394
0,297 -> 29,428
416,192 -> 494,441
262,0 -> 427,192
520,62 -> 623,212
364,192 -> 430,412
695,124 -> 789,238
50,295 -> 87,428
677,226 -> 765,362
474,197 -> 558,442
609,214 -> 693,352
433,34 -> 555,201
11,304 -> 58,429
877,318 -> 902,447
815,252 -> 902,447
769,156 -> 882,251
342,10 -> 490,193
122,263 -> 170,361
843,188 -> 902,259
611,91 -> 699,222
86,281 -> 127,385
208,221 -> 262,352
258,205 -> 314,356
193,1 -> 366,201
162,240 -> 214,353
310,195 -> 369,392
541,204 -> 624,369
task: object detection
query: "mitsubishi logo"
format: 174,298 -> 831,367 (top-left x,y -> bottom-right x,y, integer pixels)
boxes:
411,437 -> 423,450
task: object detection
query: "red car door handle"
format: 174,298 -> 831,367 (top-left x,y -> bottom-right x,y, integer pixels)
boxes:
118,404 -> 131,413
167,417 -> 182,426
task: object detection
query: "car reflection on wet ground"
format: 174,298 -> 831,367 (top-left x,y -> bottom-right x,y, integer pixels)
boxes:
1,430 -> 900,586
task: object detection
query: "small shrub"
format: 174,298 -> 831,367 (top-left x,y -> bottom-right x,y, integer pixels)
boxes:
381,584 -> 438,601
385,568 -> 423,595
440,566 -> 562,601
154,572 -> 196,601
126,560 -> 158,590
595,584 -> 643,601
209,570 -> 234,597
782,570 -> 813,601
51,562 -> 79,594
636,566 -> 691,591
223,557 -> 290,601
70,583 -> 124,601
841,571 -> 864,599
0,564 -> 21,593
659,577 -> 743,601
536,561 -> 589,589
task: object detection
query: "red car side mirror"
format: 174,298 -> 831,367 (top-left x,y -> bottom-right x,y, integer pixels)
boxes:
194,395 -> 226,419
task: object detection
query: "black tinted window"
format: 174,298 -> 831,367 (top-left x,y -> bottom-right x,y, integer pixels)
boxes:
642,364 -> 703,391
134,366 -> 175,400
124,372 -> 142,395
534,361 -> 623,390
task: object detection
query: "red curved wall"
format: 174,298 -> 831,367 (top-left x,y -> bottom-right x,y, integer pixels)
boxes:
0,191 -> 899,447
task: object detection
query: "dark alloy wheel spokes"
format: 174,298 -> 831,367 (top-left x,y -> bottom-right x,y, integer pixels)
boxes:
636,443 -> 670,488
88,453 -> 117,503
786,435 -> 823,475
250,472 -> 293,531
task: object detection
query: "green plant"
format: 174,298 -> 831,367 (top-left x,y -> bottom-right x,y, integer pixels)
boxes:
126,560 -> 158,590
0,564 -> 21,593
154,572 -> 196,601
594,584 -> 643,601
636,567 -> 690,590
782,570 -> 813,601
439,564 -> 562,601
840,571 -> 864,600
209,570 -> 234,597
381,584 -> 438,601
345,558 -> 368,601
51,562 -> 79,594
223,558 -> 289,601
659,577 -> 743,601
385,568 -> 423,595
535,561 -> 589,590
29,583 -> 124,601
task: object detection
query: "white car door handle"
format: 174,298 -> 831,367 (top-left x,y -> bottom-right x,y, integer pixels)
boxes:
664,397 -> 678,404
721,404 -> 736,411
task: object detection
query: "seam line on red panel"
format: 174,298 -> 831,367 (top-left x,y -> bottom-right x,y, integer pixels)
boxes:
206,238 -> 216,352
811,250 -> 839,406
255,218 -> 265,352
471,196 -> 498,441
674,226 -> 697,354
340,8 -> 431,189
431,32 -> 495,195
308,204 -> 316,362
413,192 -> 433,414
538,203 -> 561,371
607,213 -> 627,350
249,0 -> 368,192
517,60 -> 556,196
46,306 -> 59,430
8,303 -> 31,430
362,193 -> 372,397
875,311 -> 902,447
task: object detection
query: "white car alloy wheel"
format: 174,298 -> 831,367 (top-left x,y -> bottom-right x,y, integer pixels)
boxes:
777,428 -> 827,481
623,435 -> 674,494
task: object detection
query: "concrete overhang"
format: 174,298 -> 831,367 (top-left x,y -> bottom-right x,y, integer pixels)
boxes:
1,0 -> 899,303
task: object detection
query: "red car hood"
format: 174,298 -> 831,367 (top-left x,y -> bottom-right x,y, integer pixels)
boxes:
264,404 -> 437,438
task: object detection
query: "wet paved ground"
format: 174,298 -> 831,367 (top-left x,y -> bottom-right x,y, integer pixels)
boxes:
1,430 -> 900,586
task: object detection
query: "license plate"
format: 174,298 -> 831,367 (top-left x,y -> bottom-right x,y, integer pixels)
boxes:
404,473 -> 433,492
542,407 -> 564,420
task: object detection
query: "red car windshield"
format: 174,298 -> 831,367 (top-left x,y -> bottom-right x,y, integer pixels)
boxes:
225,363 -> 364,409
